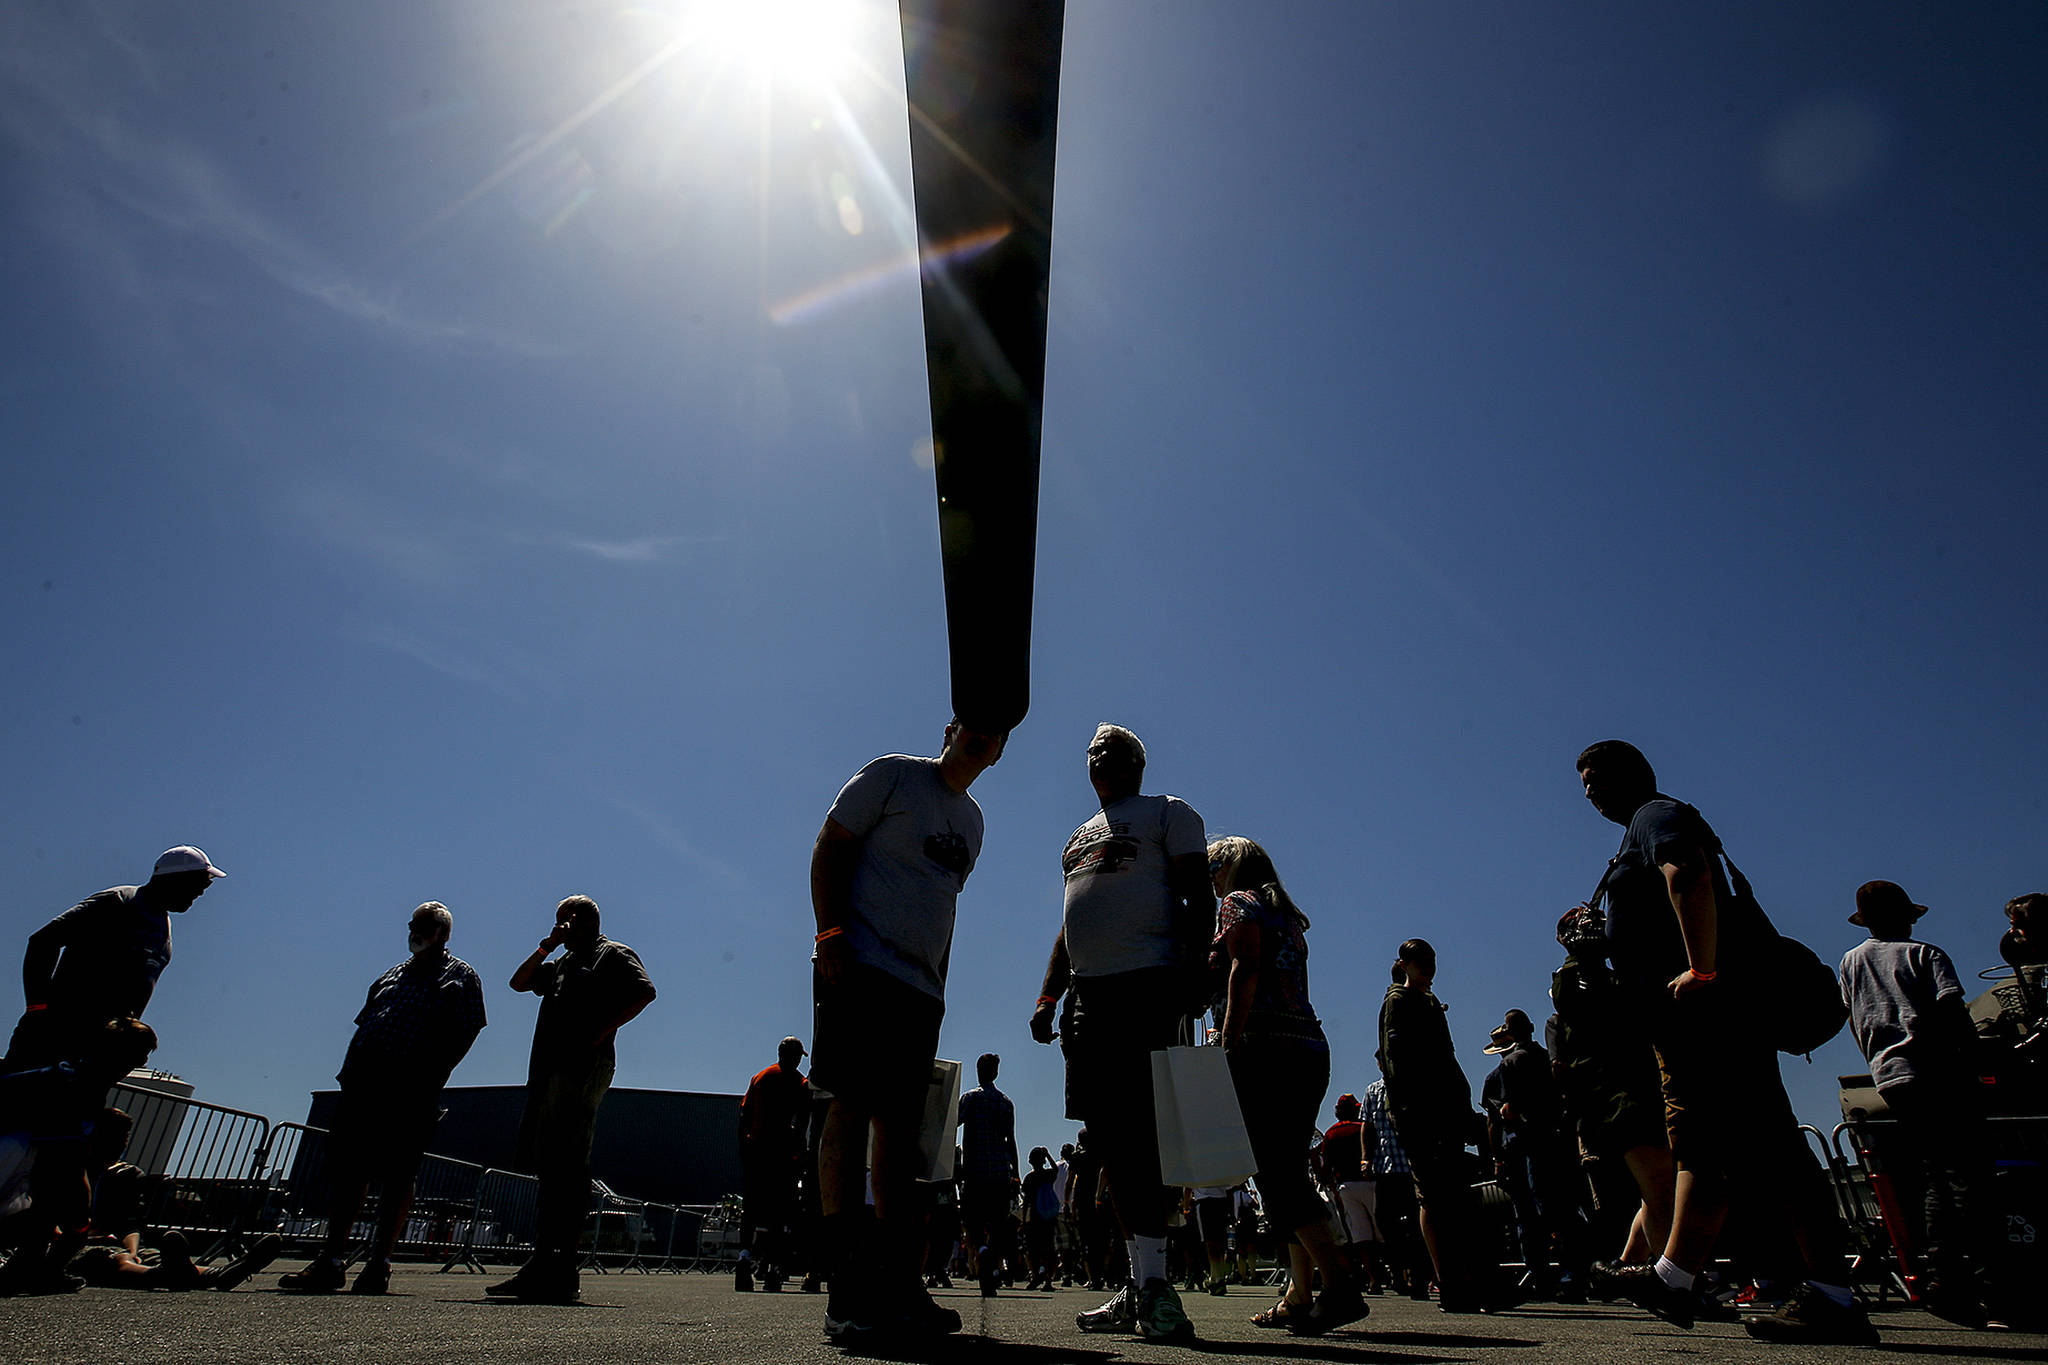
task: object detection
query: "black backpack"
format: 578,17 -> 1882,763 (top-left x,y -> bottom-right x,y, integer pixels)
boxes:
1593,806 -> 1846,1058
1703,830 -> 1847,1058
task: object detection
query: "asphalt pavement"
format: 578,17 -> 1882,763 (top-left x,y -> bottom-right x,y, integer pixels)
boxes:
3,1265 -> 2040,1365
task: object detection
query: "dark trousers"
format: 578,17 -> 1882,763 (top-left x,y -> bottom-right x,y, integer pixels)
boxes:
1223,1038 -> 1330,1234
1880,1080 -> 1990,1284
1500,1139 -> 1589,1281
516,1060 -> 614,1255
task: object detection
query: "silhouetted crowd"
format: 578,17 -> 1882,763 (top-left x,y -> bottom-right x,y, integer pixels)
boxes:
3,730 -> 2043,1352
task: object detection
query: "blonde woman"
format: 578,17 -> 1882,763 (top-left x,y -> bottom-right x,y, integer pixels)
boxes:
1207,836 -> 1364,1335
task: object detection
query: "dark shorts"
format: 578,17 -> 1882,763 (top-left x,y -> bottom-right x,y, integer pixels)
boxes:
1400,1123 -> 1478,1212
328,1080 -> 442,1184
1651,994 -> 1798,1178
1059,967 -> 1184,1125
960,1177 -> 1016,1241
810,963 -> 944,1112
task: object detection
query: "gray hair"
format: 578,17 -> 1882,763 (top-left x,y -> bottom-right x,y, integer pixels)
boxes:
413,902 -> 454,938
1091,723 -> 1146,771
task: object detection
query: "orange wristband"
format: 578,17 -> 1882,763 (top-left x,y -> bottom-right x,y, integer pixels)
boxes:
1689,967 -> 1717,982
815,927 -> 844,944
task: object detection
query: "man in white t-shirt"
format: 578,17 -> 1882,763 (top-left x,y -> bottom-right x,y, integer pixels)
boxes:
1030,723 -> 1210,1342
1838,879 -> 1989,1324
809,719 -> 1005,1343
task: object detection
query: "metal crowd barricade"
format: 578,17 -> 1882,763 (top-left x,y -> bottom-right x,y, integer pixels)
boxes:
689,1195 -> 744,1272
582,1183 -> 656,1273
110,1081 -> 272,1262
259,1120 -> 330,1256
447,1167 -> 542,1270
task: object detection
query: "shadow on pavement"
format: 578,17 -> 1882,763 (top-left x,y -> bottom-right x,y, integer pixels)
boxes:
837,1336 -> 1119,1364
1183,1337 -> 1476,1363
1871,1345 -> 2048,1360
1327,1331 -> 1540,1349
454,1297 -> 625,1310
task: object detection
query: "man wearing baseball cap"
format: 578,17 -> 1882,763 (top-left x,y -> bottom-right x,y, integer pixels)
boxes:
1838,880 -> 1990,1325
735,1034 -> 810,1292
4,846 -> 223,1072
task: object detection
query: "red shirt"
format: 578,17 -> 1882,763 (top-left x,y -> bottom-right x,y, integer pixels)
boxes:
739,1062 -> 808,1154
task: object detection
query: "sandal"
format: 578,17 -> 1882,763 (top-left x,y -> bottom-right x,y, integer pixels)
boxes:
1251,1297 -> 1312,1329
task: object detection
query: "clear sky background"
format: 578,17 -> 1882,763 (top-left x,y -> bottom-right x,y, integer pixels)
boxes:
4,2 -> 2044,1173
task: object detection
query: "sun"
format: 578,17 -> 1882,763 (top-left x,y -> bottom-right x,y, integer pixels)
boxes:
691,0 -> 868,87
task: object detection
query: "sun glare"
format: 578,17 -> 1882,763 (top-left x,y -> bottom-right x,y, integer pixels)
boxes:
693,0 -> 865,86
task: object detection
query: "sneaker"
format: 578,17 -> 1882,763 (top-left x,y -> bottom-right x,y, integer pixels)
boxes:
1587,1259 -> 1632,1302
1918,1278 -> 1989,1329
1745,1284 -> 1878,1345
1692,1287 -> 1741,1324
891,1282 -> 964,1336
1076,1282 -> 1137,1333
210,1234 -> 283,1291
351,1259 -> 392,1295
736,1259 -> 754,1292
1289,1281 -> 1369,1336
824,1285 -> 884,1345
1136,1277 -> 1195,1343
1206,1277 -> 1227,1296
1590,1263 -> 1695,1329
0,1255 -> 85,1297
278,1256 -> 348,1294
152,1231 -> 204,1291
485,1255 -> 580,1304
979,1249 -> 1000,1298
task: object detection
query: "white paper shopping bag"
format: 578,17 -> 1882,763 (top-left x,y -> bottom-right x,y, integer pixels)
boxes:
1151,1045 -> 1257,1188
864,1058 -> 959,1184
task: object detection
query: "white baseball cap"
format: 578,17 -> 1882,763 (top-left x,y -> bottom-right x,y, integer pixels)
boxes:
154,846 -> 226,879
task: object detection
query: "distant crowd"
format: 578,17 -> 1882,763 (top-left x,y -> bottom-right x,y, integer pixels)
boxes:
2,727 -> 2043,1351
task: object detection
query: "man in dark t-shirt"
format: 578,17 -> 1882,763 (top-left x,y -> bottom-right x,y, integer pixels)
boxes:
487,895 -> 655,1303
1575,739 -> 1870,1344
6,846 -> 223,1072
1377,938 -> 1503,1311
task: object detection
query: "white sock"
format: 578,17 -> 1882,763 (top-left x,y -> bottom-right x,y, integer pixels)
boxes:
1808,1280 -> 1853,1308
1654,1257 -> 1694,1291
1125,1239 -> 1139,1285
1131,1236 -> 1168,1287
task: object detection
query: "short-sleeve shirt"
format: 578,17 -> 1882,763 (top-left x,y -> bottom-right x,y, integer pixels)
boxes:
527,937 -> 654,1074
1597,798 -> 1751,987
1361,1078 -> 1410,1175
340,950 -> 488,1090
1839,936 -> 1967,1091
1061,794 -> 1207,978
33,887 -> 172,1021
1317,1118 -> 1371,1184
739,1062 -> 808,1154
957,1083 -> 1017,1182
1493,1040 -> 1559,1148
1208,890 -> 1325,1048
823,755 -> 985,1000
1377,985 -> 1471,1134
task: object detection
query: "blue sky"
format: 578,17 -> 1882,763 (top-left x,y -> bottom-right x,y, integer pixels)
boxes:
4,1 -> 2044,1166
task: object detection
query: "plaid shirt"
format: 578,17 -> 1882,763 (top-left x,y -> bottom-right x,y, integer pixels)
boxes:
1361,1079 -> 1410,1175
341,949 -> 487,1087
957,1083 -> 1017,1182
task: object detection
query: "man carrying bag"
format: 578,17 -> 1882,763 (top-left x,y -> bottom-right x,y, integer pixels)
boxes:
1573,740 -> 1874,1345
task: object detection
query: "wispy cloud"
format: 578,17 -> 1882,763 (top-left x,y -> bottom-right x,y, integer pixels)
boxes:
605,794 -> 758,896
340,621 -> 527,703
509,528 -> 742,564
0,12 -> 562,358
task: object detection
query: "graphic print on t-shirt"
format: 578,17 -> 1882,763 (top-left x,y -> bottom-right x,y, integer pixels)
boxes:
924,827 -> 971,880
1063,822 -> 1140,877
